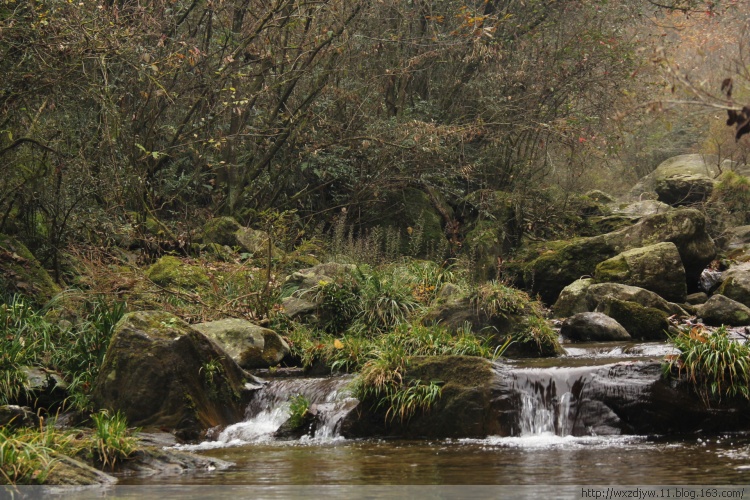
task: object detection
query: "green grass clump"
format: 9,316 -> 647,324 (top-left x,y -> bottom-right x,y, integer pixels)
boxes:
665,325 -> 750,402
287,394 -> 311,429
90,410 -> 138,470
0,423 -> 79,485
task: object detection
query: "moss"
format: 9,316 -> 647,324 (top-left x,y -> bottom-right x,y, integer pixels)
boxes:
145,256 -> 210,291
594,255 -> 630,283
200,217 -> 242,247
0,233 -> 61,305
599,299 -> 670,340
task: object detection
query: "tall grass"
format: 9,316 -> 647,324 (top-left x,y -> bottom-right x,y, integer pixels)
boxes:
90,410 -> 138,470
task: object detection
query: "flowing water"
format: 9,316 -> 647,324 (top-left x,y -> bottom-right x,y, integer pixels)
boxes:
118,342 -> 750,487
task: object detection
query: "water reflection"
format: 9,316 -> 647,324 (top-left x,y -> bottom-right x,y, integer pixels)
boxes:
119,436 -> 750,485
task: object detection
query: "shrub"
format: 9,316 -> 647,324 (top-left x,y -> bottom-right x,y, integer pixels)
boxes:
665,325 -> 750,402
0,424 -> 78,485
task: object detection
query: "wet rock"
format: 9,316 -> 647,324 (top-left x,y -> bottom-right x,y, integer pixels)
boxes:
561,312 -> 631,341
594,242 -> 687,303
553,278 -> 594,318
697,294 -> 750,326
43,454 -> 118,485
555,281 -> 687,320
93,311 -> 253,440
193,318 -> 289,369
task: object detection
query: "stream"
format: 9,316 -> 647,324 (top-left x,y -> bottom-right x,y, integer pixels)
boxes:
116,341 -> 750,487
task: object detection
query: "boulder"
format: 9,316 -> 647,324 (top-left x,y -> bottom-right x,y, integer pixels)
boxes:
585,283 -> 687,317
519,208 -> 714,303
686,292 -> 708,305
697,294 -> 750,326
594,242 -> 687,303
200,217 -> 283,259
628,154 -> 738,200
612,200 -> 671,217
145,256 -> 210,291
424,296 -> 561,357
655,173 -> 715,206
93,311 -> 253,440
716,262 -> 750,308
284,262 -> 357,293
193,318 -> 289,369
552,278 -> 594,318
595,298 -> 671,341
0,234 -> 60,306
341,356 -> 502,439
561,312 -> 631,341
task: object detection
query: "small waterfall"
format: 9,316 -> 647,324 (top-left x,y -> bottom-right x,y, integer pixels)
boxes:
184,376 -> 357,449
513,367 -> 590,437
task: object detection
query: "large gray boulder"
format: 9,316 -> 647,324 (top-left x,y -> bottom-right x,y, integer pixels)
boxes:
594,242 -> 687,303
561,312 -> 631,341
697,294 -> 750,326
553,278 -> 595,318
93,311 -> 254,440
193,319 -> 289,369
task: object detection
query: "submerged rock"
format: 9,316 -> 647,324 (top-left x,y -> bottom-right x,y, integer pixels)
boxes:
93,311 -> 253,440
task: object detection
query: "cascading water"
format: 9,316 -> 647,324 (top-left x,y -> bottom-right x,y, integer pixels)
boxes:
512,367 -> 591,437
178,376 -> 357,450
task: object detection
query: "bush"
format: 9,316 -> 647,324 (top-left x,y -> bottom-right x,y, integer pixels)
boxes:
665,325 -> 750,402
287,395 -> 311,429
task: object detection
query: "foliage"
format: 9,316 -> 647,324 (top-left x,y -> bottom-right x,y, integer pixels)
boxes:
665,325 -> 750,403
0,423 -> 79,485
514,315 -> 561,355
0,294 -> 125,410
354,266 -> 421,335
303,279 -> 360,334
287,395 -> 311,430
90,410 -> 139,470
471,280 -> 541,319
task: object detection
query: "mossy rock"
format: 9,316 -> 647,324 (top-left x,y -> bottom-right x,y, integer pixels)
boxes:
697,294 -> 750,326
716,262 -> 750,308
92,311 -> 252,440
595,298 -> 670,341
553,278 -> 594,318
516,208 -> 714,304
0,233 -> 60,305
341,356 -> 502,439
200,217 -> 242,247
594,242 -> 687,303
145,256 -> 210,291
193,318 -> 290,369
